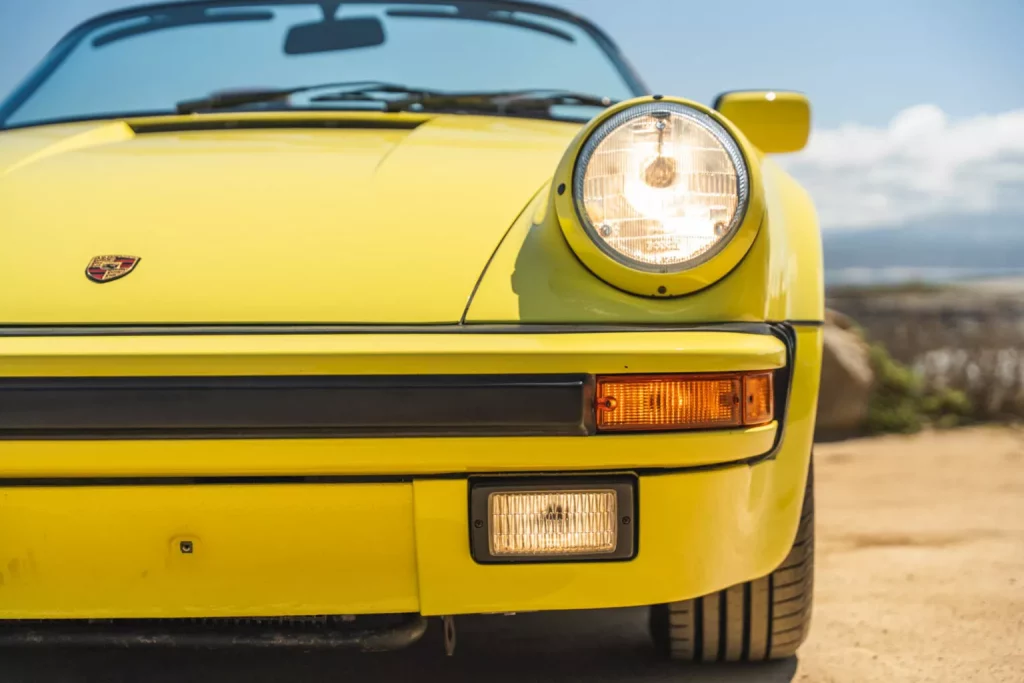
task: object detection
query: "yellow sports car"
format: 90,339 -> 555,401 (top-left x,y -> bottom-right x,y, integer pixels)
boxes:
0,0 -> 822,663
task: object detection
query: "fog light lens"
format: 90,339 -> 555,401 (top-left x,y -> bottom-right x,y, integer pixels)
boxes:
489,490 -> 618,556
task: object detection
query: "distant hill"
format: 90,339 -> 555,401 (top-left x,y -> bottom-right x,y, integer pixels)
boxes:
822,214 -> 1024,285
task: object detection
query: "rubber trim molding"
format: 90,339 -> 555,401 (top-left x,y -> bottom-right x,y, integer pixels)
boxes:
0,374 -> 594,440
0,323 -> 799,486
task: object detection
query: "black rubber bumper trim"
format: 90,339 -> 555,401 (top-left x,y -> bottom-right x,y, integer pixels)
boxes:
0,323 -> 801,486
761,322 -> 797,462
0,374 -> 595,440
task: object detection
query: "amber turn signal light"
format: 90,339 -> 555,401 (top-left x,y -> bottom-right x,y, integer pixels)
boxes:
742,372 -> 774,425
595,372 -> 774,432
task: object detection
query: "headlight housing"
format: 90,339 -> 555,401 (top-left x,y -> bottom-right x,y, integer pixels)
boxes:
554,98 -> 763,297
574,103 -> 749,272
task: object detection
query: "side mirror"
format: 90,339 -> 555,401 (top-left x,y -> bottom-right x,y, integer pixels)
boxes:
713,91 -> 811,153
284,16 -> 386,55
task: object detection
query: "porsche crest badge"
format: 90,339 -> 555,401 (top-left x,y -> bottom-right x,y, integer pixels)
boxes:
85,255 -> 141,283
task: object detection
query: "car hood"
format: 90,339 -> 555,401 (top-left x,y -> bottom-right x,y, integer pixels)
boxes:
0,112 -> 578,325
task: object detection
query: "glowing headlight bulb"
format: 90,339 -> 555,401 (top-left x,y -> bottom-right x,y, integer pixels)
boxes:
641,118 -> 677,189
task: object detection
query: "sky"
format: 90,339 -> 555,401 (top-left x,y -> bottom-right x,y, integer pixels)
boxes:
1,0 -> 1023,232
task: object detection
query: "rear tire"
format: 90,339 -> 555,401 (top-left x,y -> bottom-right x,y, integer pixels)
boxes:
650,464 -> 814,662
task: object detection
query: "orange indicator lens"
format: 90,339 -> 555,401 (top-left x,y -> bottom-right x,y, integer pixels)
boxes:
595,372 -> 774,432
742,372 -> 774,426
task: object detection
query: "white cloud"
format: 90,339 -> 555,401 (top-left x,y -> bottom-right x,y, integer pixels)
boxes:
778,105 -> 1024,229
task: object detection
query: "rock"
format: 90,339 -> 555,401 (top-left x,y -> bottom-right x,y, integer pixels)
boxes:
816,311 -> 875,439
824,308 -> 859,332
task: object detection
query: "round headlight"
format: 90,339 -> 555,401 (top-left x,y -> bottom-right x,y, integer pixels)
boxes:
572,102 -> 749,273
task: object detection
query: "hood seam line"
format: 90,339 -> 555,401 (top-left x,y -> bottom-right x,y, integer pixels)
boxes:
458,183 -> 549,325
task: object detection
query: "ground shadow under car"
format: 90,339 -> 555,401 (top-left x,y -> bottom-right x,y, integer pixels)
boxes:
0,608 -> 799,683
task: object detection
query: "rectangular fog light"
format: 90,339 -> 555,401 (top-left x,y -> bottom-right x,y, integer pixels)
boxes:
470,479 -> 635,563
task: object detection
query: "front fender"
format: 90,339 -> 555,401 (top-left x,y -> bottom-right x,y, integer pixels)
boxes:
761,157 -> 825,323
463,162 -> 823,325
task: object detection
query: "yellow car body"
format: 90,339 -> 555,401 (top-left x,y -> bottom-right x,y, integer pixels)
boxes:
0,0 -> 822,656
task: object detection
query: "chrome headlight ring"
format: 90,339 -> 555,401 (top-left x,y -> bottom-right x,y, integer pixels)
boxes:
571,102 -> 751,274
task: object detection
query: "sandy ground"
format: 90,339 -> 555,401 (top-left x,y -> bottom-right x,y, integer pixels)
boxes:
960,276 -> 1024,296
2,427 -> 1023,682
798,426 -> 1024,682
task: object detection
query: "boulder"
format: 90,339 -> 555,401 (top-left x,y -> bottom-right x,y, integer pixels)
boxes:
824,308 -> 860,332
816,311 -> 875,439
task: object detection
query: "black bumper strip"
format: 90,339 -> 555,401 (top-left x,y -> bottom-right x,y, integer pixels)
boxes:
0,374 -> 594,440
0,324 -> 802,485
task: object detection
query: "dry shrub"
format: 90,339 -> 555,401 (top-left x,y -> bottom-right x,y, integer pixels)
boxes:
866,343 -> 972,433
829,287 -> 1024,422
915,347 -> 1024,419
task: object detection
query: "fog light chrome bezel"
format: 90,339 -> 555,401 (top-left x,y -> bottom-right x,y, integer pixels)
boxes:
469,477 -> 637,564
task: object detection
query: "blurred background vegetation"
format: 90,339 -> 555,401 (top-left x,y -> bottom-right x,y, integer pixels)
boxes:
821,280 -> 1024,439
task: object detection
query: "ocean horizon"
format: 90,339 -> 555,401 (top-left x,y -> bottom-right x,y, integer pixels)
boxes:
825,266 -> 1024,288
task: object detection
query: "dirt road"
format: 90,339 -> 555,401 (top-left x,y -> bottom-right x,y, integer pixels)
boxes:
2,427 -> 1023,682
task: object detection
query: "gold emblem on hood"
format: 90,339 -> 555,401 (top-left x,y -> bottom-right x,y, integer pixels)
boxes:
85,255 -> 140,283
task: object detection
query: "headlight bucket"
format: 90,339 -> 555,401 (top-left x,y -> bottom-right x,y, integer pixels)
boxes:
553,97 -> 765,297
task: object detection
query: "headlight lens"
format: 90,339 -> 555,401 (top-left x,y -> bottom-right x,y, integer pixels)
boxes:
572,103 -> 749,273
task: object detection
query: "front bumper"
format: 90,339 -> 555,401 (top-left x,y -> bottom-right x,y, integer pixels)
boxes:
0,325 -> 821,619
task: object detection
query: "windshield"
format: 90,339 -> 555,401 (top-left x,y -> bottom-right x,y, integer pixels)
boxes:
0,0 -> 645,129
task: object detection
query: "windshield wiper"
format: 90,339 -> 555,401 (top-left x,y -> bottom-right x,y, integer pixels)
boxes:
176,83 -> 616,118
313,88 -> 616,115
175,81 -> 437,115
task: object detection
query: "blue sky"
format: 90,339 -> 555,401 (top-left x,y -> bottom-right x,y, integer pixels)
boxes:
1,0 -> 1023,232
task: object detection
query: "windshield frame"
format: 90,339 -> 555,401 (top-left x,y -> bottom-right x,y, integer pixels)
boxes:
0,0 -> 649,131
